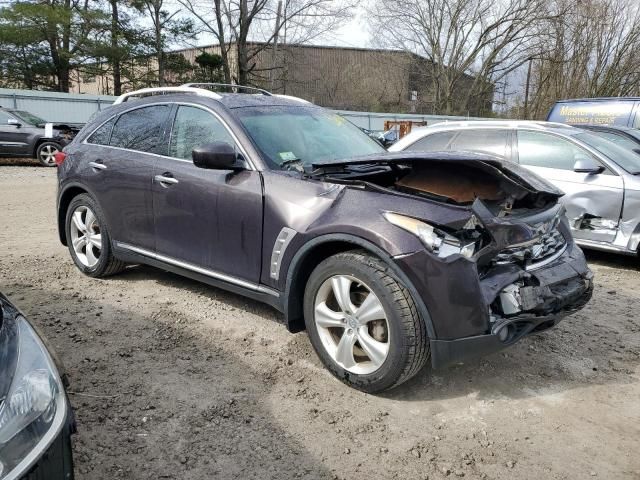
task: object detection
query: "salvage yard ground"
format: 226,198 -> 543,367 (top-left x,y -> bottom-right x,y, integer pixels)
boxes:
0,162 -> 639,479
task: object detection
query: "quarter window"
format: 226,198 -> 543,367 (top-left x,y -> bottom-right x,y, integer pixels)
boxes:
110,105 -> 170,155
405,131 -> 455,152
449,129 -> 509,158
169,106 -> 235,160
518,130 -> 594,170
87,117 -> 115,145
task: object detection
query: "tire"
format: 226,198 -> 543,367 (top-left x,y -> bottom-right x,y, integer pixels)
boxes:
36,141 -> 61,167
65,193 -> 125,277
303,250 -> 429,393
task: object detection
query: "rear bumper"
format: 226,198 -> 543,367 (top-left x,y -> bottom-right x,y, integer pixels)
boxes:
19,403 -> 75,480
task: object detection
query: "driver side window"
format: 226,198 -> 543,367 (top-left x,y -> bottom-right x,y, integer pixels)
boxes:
518,131 -> 598,170
169,106 -> 235,160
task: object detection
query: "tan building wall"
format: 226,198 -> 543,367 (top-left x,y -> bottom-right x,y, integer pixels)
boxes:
72,43 -> 492,115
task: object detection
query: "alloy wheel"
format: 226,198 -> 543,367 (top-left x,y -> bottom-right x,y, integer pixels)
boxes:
313,275 -> 390,375
69,205 -> 102,267
39,144 -> 59,166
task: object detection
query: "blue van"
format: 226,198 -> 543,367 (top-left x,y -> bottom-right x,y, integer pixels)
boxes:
547,98 -> 640,128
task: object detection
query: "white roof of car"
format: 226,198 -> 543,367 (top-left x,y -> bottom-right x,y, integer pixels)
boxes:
390,120 -> 577,151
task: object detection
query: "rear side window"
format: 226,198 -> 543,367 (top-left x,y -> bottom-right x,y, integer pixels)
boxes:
518,131 -> 594,170
450,129 -> 509,157
169,106 -> 235,160
405,131 -> 455,152
86,117 -> 115,145
110,105 -> 170,155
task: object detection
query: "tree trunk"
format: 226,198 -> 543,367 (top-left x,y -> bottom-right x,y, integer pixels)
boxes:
111,0 -> 122,95
154,3 -> 164,86
237,0 -> 249,85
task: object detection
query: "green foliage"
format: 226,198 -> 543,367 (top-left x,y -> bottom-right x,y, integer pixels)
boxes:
194,52 -> 224,83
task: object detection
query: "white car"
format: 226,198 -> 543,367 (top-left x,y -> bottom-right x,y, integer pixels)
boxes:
390,121 -> 640,255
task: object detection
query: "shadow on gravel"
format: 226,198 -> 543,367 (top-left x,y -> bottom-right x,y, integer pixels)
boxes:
11,285 -> 332,480
116,264 -> 282,322
110,264 -> 640,406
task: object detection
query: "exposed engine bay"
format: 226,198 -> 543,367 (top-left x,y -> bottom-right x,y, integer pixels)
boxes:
310,153 -> 563,217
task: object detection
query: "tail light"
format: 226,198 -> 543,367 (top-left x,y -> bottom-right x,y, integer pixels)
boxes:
54,151 -> 66,166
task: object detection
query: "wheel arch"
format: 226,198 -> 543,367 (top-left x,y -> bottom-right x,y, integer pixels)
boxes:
282,233 -> 435,338
57,184 -> 91,245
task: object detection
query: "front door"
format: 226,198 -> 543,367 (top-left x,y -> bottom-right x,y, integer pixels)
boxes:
516,129 -> 624,244
0,111 -> 30,156
152,104 -> 263,283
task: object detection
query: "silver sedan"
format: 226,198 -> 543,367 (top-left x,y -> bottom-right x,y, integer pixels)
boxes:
390,121 -> 640,255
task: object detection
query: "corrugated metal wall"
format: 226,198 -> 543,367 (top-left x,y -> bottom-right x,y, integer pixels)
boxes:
0,88 -> 480,128
0,88 -> 116,124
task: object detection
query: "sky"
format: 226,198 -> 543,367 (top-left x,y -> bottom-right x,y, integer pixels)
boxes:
185,1 -> 372,50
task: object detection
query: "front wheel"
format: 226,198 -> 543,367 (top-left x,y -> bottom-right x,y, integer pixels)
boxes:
303,250 -> 429,393
36,142 -> 60,167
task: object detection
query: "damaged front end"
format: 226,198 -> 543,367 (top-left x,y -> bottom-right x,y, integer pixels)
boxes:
311,152 -> 594,368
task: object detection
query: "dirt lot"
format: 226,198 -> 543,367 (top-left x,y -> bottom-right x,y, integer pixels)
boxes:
1,163 -> 639,480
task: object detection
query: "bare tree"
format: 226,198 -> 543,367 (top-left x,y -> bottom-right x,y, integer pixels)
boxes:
176,0 -> 354,86
525,0 -> 640,119
367,0 -> 554,115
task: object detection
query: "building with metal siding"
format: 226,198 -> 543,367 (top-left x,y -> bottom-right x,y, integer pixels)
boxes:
73,43 -> 492,116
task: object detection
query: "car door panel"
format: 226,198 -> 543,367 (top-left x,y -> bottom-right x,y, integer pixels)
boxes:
152,162 -> 263,282
89,146 -> 158,250
0,112 -> 32,155
80,105 -> 170,251
516,130 -> 624,244
152,104 -> 263,283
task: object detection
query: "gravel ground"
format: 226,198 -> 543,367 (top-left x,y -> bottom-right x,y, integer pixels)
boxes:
1,164 -> 639,480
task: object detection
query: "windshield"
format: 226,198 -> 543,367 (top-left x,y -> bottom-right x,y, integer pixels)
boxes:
575,132 -> 640,173
234,106 -> 385,169
11,110 -> 47,126
588,130 -> 640,151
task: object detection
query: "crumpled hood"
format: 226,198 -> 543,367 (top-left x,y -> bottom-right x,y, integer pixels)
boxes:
312,151 -> 564,199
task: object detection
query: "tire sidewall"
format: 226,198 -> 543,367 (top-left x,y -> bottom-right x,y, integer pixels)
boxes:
65,194 -> 113,277
36,141 -> 61,167
303,254 -> 412,392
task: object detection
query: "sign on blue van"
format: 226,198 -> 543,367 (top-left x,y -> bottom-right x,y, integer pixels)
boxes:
547,98 -> 640,128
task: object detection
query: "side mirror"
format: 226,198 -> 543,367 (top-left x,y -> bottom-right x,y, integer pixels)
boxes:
7,118 -> 21,128
573,156 -> 604,174
192,142 -> 239,170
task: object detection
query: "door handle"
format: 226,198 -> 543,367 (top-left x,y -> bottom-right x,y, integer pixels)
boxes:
154,174 -> 179,186
88,160 -> 107,170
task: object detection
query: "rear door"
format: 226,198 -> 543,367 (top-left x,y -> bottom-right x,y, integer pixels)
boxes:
516,129 -> 624,244
82,104 -> 171,251
152,104 -> 263,283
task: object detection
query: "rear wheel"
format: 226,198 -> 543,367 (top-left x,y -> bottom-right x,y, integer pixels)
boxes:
304,250 -> 429,393
65,194 -> 125,277
36,141 -> 60,167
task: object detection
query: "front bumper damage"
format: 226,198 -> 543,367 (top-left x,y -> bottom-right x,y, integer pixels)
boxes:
396,236 -> 593,370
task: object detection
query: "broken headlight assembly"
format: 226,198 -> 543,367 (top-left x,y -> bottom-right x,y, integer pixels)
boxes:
384,212 -> 477,258
0,316 -> 67,480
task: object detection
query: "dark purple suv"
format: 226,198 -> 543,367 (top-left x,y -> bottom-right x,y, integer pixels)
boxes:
56,85 -> 593,392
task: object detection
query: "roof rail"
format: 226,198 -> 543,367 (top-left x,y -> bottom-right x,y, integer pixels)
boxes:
182,83 -> 272,96
113,86 -> 223,104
